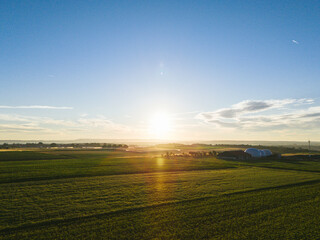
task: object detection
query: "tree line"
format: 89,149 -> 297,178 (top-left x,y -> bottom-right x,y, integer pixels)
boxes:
0,142 -> 128,149
162,151 -> 217,159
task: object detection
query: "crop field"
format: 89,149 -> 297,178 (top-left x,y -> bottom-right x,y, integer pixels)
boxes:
1,149 -> 320,239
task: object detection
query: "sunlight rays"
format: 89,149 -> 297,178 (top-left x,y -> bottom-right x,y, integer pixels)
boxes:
148,112 -> 174,139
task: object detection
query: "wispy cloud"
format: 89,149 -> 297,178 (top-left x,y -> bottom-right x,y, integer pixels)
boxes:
292,39 -> 299,44
0,105 -> 73,110
0,113 -> 141,139
0,123 -> 46,132
197,98 -> 318,131
197,99 -> 313,121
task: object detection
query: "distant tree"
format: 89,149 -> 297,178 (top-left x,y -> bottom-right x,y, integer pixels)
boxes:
2,143 -> 9,149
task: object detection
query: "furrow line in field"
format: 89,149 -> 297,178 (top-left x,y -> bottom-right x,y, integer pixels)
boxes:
244,165 -> 320,173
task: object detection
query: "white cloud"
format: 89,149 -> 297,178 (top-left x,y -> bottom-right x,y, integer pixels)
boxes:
197,98 -> 319,131
0,123 -> 48,133
197,98 -> 313,121
292,40 -> 299,44
0,113 -> 141,140
0,105 -> 73,109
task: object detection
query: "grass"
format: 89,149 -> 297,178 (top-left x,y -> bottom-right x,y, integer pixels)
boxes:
227,156 -> 320,173
0,150 -> 236,184
1,149 -> 320,239
0,151 -> 71,161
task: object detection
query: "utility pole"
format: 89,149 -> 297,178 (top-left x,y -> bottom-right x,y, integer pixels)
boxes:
308,140 -> 311,158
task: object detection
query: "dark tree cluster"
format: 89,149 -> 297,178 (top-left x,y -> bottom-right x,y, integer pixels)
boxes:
0,142 -> 128,149
162,151 -> 217,159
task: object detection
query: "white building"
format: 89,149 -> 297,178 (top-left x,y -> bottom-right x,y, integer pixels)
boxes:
245,148 -> 272,158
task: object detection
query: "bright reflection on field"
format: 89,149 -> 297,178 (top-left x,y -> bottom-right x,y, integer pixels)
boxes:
149,112 -> 173,139
157,157 -> 164,167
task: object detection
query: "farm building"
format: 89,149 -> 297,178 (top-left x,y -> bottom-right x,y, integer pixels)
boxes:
218,150 -> 251,160
245,148 -> 273,158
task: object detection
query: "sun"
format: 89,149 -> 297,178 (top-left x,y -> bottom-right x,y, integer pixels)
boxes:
149,112 -> 173,139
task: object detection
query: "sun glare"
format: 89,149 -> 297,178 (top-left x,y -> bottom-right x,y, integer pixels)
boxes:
149,112 -> 173,139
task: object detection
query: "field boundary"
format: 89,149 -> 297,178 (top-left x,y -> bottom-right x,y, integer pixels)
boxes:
241,164 -> 320,173
3,163 -> 320,185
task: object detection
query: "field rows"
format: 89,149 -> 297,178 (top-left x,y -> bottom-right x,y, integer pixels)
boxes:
1,150 -> 320,239
2,167 -> 320,231
2,179 -> 320,239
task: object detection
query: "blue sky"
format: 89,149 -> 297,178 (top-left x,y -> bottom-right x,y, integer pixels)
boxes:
1,0 -> 320,140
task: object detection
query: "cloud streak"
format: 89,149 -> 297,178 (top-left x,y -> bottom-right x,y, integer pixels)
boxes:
197,99 -> 313,121
0,113 -> 141,139
197,98 -> 318,131
0,105 -> 73,110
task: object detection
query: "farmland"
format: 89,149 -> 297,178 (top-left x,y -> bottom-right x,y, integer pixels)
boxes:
1,149 -> 320,239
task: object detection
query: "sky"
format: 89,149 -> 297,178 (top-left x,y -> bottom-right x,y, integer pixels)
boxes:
1,0 -> 320,141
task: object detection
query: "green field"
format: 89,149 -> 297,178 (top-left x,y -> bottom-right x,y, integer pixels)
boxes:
1,150 -> 320,239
